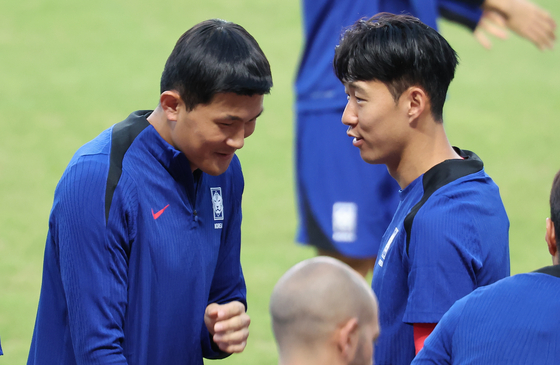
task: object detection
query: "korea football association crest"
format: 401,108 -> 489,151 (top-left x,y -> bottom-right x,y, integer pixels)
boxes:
332,202 -> 357,242
211,187 -> 224,229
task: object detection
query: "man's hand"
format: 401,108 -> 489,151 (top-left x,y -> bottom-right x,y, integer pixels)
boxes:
474,9 -> 509,49
478,0 -> 556,50
204,301 -> 250,354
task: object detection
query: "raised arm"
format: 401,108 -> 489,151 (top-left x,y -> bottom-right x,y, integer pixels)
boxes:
476,0 -> 556,49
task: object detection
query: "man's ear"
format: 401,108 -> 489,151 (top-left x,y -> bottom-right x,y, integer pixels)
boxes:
159,91 -> 182,122
403,86 -> 427,123
545,218 -> 558,263
336,317 -> 359,362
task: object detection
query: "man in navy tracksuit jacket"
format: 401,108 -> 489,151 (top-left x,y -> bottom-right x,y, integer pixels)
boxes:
27,19 -> 272,365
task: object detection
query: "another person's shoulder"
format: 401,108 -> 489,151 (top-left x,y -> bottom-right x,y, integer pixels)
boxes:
458,271 -> 555,307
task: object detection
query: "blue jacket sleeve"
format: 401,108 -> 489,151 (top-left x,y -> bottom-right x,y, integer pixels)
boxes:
53,157 -> 132,364
438,0 -> 483,31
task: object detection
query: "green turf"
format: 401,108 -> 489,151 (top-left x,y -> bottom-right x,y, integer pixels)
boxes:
0,0 -> 558,364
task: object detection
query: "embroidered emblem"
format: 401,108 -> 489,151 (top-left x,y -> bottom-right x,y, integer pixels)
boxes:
332,202 -> 357,242
211,187 -> 224,221
377,227 -> 399,267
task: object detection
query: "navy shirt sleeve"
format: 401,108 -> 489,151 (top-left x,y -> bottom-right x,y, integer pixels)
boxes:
411,297 -> 466,364
404,194 -> 481,324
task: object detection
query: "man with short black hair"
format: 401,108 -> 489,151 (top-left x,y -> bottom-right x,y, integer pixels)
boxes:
333,13 -> 510,364
28,19 -> 272,365
412,169 -> 560,364
270,256 -> 379,365
294,0 -> 555,278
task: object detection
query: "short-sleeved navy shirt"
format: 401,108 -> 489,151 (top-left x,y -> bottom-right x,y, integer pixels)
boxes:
372,148 -> 510,365
412,265 -> 560,364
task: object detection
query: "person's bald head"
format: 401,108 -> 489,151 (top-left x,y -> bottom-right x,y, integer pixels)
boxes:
270,256 -> 379,364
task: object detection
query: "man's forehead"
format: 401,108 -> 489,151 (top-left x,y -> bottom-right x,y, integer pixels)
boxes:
224,107 -> 264,121
345,81 -> 368,92
345,80 -> 394,95
206,93 -> 264,116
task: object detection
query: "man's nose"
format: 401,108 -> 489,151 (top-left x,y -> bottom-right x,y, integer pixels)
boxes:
341,102 -> 357,128
226,126 -> 245,150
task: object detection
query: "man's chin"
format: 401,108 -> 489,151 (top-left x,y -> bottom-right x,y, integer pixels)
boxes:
360,153 -> 382,165
200,162 -> 231,176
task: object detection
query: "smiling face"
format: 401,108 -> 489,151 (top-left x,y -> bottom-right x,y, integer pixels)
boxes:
342,80 -> 410,168
168,92 -> 264,176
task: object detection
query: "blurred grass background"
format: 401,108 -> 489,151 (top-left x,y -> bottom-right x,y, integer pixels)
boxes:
0,0 -> 558,363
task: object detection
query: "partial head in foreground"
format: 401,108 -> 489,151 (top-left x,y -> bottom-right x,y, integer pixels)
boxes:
151,19 -> 273,176
546,169 -> 560,265
333,13 -> 458,122
270,257 -> 379,365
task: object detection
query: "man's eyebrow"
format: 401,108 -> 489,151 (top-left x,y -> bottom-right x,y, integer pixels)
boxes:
347,82 -> 366,94
225,108 -> 264,121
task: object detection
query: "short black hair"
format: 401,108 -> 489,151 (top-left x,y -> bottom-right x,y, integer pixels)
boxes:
550,170 -> 560,236
333,13 -> 458,122
160,19 -> 273,110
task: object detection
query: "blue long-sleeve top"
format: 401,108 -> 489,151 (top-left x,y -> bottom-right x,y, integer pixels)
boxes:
28,110 -> 247,364
296,0 -> 484,113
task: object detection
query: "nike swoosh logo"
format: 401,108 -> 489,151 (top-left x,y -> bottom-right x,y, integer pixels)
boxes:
152,204 -> 170,220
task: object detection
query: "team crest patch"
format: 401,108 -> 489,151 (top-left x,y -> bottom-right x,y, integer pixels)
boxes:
332,202 -> 357,242
211,187 -> 224,221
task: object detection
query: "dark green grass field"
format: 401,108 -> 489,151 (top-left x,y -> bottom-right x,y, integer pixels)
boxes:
0,0 -> 558,363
